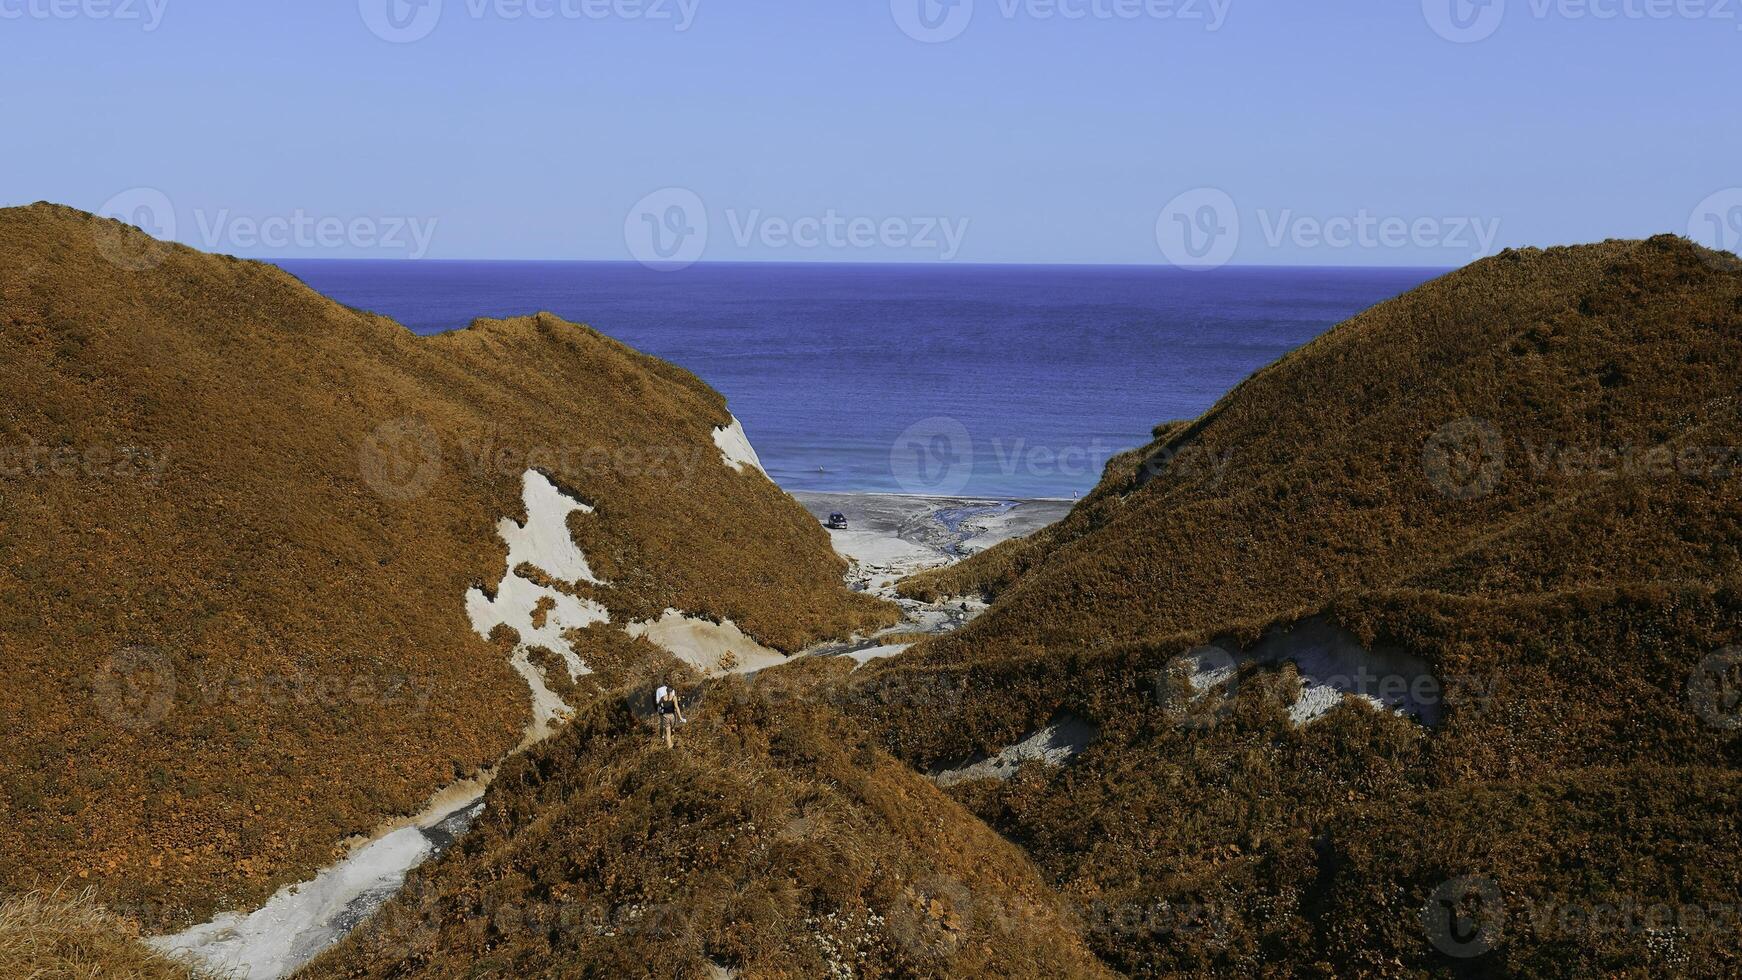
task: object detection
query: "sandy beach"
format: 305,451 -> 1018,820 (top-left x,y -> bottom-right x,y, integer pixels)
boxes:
792,492 -> 1071,662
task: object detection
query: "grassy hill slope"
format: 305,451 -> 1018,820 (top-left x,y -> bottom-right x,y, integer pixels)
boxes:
0,203 -> 893,930
854,237 -> 1742,975
308,663 -> 1115,979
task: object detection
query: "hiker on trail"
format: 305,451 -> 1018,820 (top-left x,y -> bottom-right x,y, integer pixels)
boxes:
655,679 -> 687,749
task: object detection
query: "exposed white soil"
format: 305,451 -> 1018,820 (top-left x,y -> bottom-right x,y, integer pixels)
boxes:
933,716 -> 1099,787
842,643 -> 913,667
149,792 -> 485,980
1169,616 -> 1444,727
156,470 -> 616,978
790,492 -> 1068,665
625,609 -> 788,677
151,473 -> 1066,979
465,470 -> 611,742
713,417 -> 767,476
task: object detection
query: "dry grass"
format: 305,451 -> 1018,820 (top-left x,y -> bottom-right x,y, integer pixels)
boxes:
848,238 -> 1742,975
9,205 -> 1739,976
306,660 -> 1114,980
901,237 -> 1742,648
0,203 -> 894,930
0,890 -> 220,979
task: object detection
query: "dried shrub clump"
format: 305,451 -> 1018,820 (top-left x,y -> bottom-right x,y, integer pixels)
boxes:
0,890 -> 222,979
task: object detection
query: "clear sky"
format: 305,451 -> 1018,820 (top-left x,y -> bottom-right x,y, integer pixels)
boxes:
2,0 -> 1737,265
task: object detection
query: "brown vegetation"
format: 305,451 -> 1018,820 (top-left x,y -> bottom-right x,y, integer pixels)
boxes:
8,210 -> 1738,977
854,237 -> 1742,975
0,890 -> 219,979
306,661 -> 1114,980
0,204 -> 893,930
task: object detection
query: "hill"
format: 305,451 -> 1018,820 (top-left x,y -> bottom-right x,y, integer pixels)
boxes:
850,237 -> 1742,975
0,203 -> 894,931
307,662 -> 1115,979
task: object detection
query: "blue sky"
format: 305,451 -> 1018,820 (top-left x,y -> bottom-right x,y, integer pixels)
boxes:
1,0 -> 1737,265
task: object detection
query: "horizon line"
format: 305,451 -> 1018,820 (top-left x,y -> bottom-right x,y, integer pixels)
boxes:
266,255 -> 1463,272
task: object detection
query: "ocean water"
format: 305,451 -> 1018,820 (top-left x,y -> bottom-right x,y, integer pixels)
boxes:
278,261 -> 1442,499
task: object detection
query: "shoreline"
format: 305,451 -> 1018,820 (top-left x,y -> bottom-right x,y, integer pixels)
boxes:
791,491 -> 1071,664
784,488 -> 1082,503
792,492 -> 1071,574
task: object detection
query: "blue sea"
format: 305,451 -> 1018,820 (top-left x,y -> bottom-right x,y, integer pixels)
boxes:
278,261 -> 1443,499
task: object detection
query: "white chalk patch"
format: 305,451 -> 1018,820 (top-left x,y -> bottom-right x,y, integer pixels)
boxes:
624,609 -> 786,677
1245,617 -> 1442,727
148,471 -> 614,979
1285,683 -> 1381,727
1175,645 -> 1239,694
148,792 -> 484,980
498,469 -> 602,586
844,643 -> 912,668
1168,618 -> 1443,728
466,470 -> 612,738
712,417 -> 767,476
933,716 -> 1098,787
